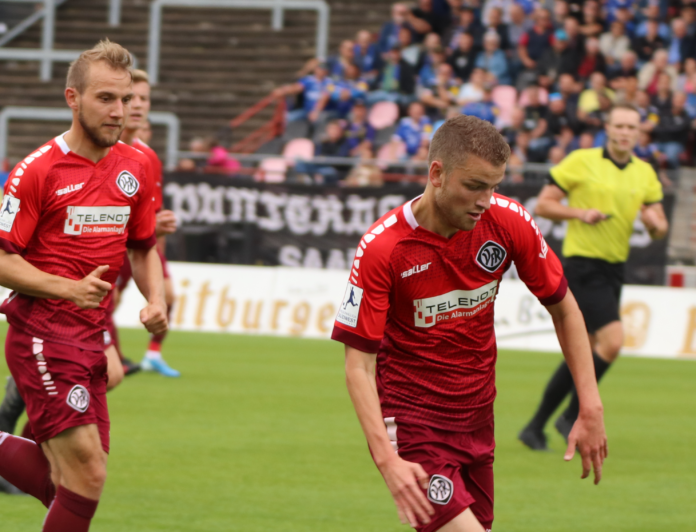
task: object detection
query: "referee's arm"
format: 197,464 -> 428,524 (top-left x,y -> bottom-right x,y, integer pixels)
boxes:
535,180 -> 608,225
640,202 -> 669,240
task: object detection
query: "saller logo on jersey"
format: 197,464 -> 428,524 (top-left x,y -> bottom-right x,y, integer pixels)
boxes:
428,475 -> 454,505
336,283 -> 363,328
116,170 -> 139,197
413,280 -> 498,327
64,206 -> 131,236
0,195 -> 20,233
66,385 -> 90,413
476,240 -> 507,273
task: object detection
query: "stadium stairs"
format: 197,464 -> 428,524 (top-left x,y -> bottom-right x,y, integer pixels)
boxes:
0,0 -> 393,166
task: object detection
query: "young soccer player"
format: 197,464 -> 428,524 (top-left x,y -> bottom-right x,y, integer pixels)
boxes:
333,115 -> 608,531
0,40 -> 167,530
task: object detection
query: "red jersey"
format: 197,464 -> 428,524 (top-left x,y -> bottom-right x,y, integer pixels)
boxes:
0,134 -> 157,351
331,194 -> 567,432
133,138 -> 163,212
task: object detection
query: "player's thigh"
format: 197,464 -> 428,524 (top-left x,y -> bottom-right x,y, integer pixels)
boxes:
594,320 -> 624,362
437,508 -> 487,532
105,345 -> 124,391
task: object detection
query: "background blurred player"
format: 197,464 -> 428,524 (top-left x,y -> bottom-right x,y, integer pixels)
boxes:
0,40 -> 167,530
333,116 -> 607,532
519,103 -> 669,450
114,69 -> 179,377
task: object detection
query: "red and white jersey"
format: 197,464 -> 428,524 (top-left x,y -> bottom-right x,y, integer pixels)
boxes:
133,138 -> 163,212
331,194 -> 567,432
0,134 -> 157,351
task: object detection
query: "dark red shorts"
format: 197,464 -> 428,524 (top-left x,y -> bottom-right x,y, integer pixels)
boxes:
115,248 -> 169,293
5,326 -> 110,453
384,418 -> 495,532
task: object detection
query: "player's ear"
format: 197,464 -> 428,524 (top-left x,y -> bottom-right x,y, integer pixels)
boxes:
429,160 -> 445,188
65,87 -> 80,112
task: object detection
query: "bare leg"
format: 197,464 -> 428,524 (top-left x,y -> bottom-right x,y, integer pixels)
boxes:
437,508 -> 487,532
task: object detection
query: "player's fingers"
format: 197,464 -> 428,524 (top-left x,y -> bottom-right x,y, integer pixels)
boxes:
580,448 -> 591,480
406,480 -> 434,519
396,495 -> 418,528
564,437 -> 576,461
394,502 -> 408,525
593,451 -> 603,485
414,464 -> 431,491
402,487 -> 431,525
90,265 -> 110,278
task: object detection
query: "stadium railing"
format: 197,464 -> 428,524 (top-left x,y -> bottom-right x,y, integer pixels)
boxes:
228,96 -> 286,154
0,106 -> 182,170
147,0 -> 331,85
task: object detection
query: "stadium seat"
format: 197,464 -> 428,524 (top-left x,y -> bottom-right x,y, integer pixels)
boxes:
282,138 -> 315,165
368,101 -> 400,130
491,85 -> 517,127
255,157 -> 287,183
376,141 -> 407,169
283,119 -> 311,141
374,125 -> 397,149
517,87 -> 549,106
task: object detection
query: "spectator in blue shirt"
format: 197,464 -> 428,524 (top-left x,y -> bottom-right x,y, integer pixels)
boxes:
326,64 -> 370,119
328,40 -> 357,80
354,30 -> 382,83
379,3 -> 410,54
446,7 -> 485,52
344,101 -> 376,155
273,61 -> 331,122
475,30 -> 512,84
668,18 -> 696,66
635,4 -> 671,39
419,62 -> 460,113
462,87 -> 500,124
393,101 -> 433,156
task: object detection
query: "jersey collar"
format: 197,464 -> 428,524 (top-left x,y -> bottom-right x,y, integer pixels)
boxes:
602,147 -> 632,171
403,196 -> 421,230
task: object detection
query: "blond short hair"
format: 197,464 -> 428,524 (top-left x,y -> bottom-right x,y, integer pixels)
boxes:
66,39 -> 133,93
131,69 -> 150,85
429,115 -> 510,172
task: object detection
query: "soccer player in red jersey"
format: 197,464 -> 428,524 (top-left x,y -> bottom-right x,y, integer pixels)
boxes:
0,40 -> 167,531
332,116 -> 608,532
107,68 -> 179,377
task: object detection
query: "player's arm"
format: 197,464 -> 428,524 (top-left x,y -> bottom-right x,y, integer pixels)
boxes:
0,249 -> 110,309
640,202 -> 668,240
344,345 -> 434,528
535,183 -> 608,225
128,245 -> 167,335
546,291 -> 608,484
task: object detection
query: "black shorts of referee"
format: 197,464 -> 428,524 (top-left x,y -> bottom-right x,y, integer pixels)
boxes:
564,256 -> 624,334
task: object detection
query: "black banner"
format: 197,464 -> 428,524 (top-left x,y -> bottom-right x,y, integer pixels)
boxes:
163,173 -> 674,285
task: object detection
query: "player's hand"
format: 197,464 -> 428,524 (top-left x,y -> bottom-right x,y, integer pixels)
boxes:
564,407 -> 608,485
580,209 -> 608,225
71,266 -> 112,309
155,209 -> 177,236
140,300 -> 168,335
377,455 -> 435,527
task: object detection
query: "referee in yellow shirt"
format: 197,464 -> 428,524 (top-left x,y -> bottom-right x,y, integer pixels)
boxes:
519,103 -> 669,450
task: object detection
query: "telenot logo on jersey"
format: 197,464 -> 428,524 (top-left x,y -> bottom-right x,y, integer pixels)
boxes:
0,195 -> 20,233
428,475 -> 454,505
63,206 -> 131,236
116,171 -> 139,197
476,241 -> 507,273
336,283 -> 363,328
66,385 -> 90,413
413,280 -> 498,328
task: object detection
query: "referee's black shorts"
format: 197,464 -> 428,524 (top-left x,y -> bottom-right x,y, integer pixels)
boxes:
563,256 -> 625,334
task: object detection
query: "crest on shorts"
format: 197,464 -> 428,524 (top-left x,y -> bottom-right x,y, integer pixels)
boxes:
428,475 -> 454,505
66,385 -> 90,413
116,170 -> 139,197
476,240 -> 507,273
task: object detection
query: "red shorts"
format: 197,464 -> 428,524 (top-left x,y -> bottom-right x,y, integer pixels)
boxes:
5,326 -> 110,453
384,418 -> 495,532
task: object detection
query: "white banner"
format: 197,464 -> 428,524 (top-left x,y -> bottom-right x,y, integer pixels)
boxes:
1,263 -> 695,359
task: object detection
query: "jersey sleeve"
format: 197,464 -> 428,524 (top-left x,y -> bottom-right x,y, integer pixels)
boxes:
331,232 -> 395,354
126,159 -> 157,249
0,162 -> 44,254
643,165 -> 663,204
549,150 -> 583,193
494,196 -> 567,306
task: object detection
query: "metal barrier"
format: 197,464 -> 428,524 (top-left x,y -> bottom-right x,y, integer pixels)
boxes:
147,0 -> 330,84
0,106 -> 181,170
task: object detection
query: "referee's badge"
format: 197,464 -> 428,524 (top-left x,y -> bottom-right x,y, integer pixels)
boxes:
476,241 -> 507,273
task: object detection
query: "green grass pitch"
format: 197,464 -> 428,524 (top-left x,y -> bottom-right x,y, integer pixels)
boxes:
0,321 -> 695,531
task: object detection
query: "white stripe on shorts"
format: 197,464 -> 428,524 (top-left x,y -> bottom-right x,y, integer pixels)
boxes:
384,417 -> 398,452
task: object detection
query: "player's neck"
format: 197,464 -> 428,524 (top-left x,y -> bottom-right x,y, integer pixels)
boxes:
63,127 -> 111,164
411,190 -> 459,239
120,127 -> 139,146
606,143 -> 631,165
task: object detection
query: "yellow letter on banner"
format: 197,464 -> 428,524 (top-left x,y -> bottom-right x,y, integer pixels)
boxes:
680,307 -> 696,355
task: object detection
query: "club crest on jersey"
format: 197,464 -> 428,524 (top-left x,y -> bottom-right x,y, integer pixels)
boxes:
66,385 -> 90,413
428,475 -> 453,505
476,241 -> 507,273
413,280 -> 498,327
116,170 -> 139,197
336,283 -> 363,328
0,195 -> 20,233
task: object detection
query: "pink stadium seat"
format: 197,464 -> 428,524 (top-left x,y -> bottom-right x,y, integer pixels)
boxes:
517,86 -> 549,106
255,157 -> 287,183
282,138 -> 314,165
491,85 -> 517,126
368,101 -> 400,130
376,140 -> 407,169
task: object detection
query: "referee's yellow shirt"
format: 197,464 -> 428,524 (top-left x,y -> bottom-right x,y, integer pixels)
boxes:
549,147 -> 663,263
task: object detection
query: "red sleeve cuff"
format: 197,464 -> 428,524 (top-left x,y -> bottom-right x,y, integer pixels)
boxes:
331,326 -> 382,354
0,237 -> 24,254
539,275 -> 568,307
126,231 -> 157,250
